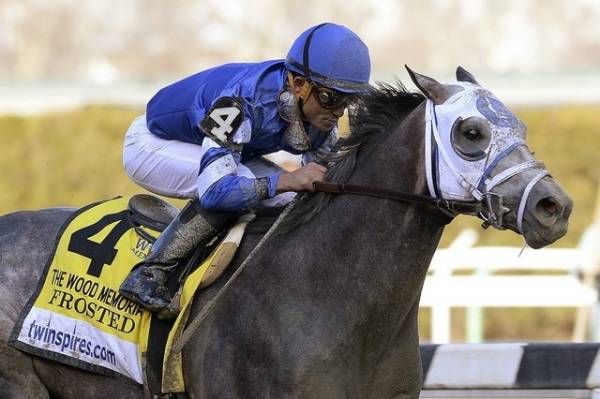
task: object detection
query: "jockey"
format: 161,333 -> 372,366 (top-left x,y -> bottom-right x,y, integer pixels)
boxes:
119,22 -> 371,315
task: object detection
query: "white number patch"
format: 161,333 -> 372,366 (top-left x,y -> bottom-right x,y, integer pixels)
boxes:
199,97 -> 245,150
209,107 -> 241,142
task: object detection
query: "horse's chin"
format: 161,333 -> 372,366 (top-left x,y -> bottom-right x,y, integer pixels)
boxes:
521,218 -> 569,249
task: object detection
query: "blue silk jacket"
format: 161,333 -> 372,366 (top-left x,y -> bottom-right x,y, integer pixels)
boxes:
145,60 -> 333,211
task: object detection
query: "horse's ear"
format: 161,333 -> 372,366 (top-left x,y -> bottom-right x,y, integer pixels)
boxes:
405,65 -> 463,105
456,66 -> 479,85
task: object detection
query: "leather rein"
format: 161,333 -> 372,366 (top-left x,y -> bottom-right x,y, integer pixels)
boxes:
313,181 -> 482,216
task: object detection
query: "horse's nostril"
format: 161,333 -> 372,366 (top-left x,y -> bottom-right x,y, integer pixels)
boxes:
534,197 -> 560,227
540,197 -> 558,214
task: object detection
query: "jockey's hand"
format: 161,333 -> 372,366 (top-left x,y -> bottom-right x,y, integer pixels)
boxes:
277,162 -> 327,193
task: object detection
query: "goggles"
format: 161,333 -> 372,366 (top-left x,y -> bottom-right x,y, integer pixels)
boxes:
311,84 -> 356,109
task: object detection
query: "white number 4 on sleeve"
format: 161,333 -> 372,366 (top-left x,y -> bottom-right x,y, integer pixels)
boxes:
209,107 -> 241,142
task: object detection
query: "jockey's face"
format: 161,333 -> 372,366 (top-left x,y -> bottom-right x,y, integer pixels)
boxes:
292,76 -> 346,132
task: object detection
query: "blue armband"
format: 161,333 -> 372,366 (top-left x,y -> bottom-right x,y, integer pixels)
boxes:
199,174 -> 279,211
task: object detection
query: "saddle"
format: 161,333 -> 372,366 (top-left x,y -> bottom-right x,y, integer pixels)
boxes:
128,194 -> 180,232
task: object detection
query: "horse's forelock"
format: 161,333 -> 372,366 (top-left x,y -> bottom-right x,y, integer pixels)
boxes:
345,82 -> 425,147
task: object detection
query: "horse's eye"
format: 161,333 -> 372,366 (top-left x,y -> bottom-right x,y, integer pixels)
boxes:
450,116 -> 491,161
464,129 -> 481,141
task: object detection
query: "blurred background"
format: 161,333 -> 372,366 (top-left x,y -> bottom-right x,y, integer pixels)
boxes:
1,0 -> 600,343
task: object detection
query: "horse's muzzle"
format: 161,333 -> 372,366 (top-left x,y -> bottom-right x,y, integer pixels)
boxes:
521,177 -> 573,248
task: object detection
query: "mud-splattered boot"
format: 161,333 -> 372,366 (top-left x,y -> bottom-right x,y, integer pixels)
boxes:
119,199 -> 229,314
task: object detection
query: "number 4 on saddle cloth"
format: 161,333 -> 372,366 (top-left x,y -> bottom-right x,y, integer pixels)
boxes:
9,195 -> 252,393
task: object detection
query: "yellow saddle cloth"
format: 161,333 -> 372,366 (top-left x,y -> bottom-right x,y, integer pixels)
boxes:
10,197 -> 246,391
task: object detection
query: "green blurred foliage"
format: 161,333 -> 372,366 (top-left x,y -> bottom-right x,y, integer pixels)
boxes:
0,106 -> 188,213
418,307 -> 578,343
1,104 -> 599,341
0,106 -> 143,212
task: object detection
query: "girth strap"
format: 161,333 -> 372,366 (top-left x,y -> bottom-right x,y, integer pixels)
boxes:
313,181 -> 482,215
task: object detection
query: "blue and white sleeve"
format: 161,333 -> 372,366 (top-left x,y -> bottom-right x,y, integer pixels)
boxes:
196,140 -> 279,211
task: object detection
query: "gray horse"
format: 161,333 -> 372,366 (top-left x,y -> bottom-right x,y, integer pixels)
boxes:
0,68 -> 572,398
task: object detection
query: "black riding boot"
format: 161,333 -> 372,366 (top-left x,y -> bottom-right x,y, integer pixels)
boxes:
119,199 -> 229,313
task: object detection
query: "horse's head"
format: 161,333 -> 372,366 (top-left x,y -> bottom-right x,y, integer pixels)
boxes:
406,66 -> 572,248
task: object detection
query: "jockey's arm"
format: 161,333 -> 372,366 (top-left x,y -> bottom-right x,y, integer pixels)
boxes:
198,148 -> 326,211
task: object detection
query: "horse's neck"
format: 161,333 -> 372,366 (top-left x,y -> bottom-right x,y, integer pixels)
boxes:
349,102 -> 428,195
280,102 -> 445,302
343,103 -> 441,263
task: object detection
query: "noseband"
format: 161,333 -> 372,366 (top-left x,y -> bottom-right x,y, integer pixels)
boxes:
315,97 -> 549,233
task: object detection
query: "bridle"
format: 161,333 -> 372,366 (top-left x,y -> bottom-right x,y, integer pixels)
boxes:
314,181 -> 482,216
315,93 -> 550,233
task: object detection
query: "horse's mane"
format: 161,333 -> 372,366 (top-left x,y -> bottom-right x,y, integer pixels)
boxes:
278,82 -> 425,234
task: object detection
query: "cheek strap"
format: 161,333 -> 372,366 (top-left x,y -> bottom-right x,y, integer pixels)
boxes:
287,72 -> 313,103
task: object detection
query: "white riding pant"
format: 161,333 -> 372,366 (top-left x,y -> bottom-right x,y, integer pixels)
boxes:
123,115 -> 295,206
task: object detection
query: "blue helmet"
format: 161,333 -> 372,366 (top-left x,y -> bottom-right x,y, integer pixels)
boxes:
285,23 -> 371,94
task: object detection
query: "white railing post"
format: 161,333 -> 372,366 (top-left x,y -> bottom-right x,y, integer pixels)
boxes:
430,229 -> 478,343
578,222 -> 600,341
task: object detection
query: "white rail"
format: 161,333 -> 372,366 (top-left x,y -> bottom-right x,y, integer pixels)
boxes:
421,224 -> 600,343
